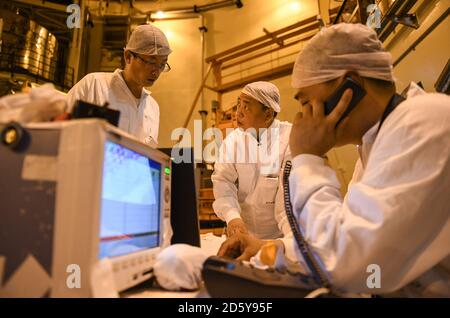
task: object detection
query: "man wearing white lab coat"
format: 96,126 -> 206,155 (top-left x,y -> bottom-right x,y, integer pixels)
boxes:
212,82 -> 292,239
218,24 -> 450,297
66,24 -> 171,147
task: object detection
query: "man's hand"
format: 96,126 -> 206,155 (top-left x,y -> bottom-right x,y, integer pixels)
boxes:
259,240 -> 285,267
289,89 -> 353,157
217,233 -> 265,261
226,218 -> 249,237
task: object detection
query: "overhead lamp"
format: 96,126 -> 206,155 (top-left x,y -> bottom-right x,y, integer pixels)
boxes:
290,2 -> 301,11
155,11 -> 166,19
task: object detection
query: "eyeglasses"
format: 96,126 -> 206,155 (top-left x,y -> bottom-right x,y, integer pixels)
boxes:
235,97 -> 270,114
130,51 -> 171,72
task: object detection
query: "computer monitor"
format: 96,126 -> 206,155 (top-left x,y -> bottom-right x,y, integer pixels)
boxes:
160,148 -> 200,247
0,119 -> 172,297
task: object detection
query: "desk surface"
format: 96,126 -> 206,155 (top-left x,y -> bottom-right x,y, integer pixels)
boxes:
122,282 -> 209,298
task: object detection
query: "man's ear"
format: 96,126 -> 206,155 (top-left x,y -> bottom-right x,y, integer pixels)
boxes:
123,50 -> 132,65
265,107 -> 275,122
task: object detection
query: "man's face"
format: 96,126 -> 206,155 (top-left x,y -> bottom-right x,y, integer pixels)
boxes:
236,93 -> 271,131
295,76 -> 375,146
126,52 -> 168,87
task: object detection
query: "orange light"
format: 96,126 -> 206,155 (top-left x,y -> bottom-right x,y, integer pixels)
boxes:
290,2 -> 301,11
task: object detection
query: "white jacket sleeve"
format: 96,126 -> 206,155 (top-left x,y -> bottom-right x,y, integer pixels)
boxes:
66,74 -> 105,113
282,95 -> 450,294
211,141 -> 241,224
66,76 -> 90,113
274,151 -> 293,236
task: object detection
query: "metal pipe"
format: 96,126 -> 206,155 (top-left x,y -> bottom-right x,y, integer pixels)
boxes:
200,15 -> 206,113
347,3 -> 360,23
377,0 -> 405,34
393,6 -> 449,67
132,0 -> 241,18
333,0 -> 349,24
166,0 -> 239,15
206,15 -> 318,63
378,0 -> 417,42
197,14 -> 208,143
182,64 -> 213,131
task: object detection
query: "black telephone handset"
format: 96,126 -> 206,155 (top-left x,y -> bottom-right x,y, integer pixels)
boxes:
202,256 -> 321,298
324,77 -> 366,123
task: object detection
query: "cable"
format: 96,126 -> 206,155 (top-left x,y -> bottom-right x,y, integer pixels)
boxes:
282,161 -> 330,288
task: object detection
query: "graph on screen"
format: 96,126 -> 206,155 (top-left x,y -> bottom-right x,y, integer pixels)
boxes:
99,141 -> 161,259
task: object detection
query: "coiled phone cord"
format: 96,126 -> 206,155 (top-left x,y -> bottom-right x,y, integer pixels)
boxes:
283,160 -> 331,289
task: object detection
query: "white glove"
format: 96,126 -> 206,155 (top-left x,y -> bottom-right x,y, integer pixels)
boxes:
153,244 -> 209,291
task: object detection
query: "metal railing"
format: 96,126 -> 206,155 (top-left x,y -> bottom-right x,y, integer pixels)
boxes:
0,51 -> 74,91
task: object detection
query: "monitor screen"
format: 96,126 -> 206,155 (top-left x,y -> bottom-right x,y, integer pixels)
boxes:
99,140 -> 161,259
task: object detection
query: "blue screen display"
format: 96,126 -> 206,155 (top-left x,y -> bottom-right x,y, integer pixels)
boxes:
99,140 -> 161,259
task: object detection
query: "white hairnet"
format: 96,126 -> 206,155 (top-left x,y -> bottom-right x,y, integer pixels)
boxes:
292,23 -> 394,88
125,24 -> 172,56
241,81 -> 281,112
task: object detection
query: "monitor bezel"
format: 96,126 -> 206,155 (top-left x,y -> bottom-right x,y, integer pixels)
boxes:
94,131 -> 171,292
48,119 -> 172,296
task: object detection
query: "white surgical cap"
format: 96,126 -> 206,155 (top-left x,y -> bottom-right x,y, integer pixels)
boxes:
241,81 -> 281,112
125,24 -> 172,56
291,23 -> 394,88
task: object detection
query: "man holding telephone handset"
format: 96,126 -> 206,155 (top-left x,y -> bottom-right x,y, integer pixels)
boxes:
218,24 -> 450,297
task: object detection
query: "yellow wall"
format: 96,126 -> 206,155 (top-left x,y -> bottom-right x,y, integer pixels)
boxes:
149,18 -> 203,149
151,0 -> 359,191
147,0 -> 448,193
204,0 -> 319,55
153,0 -> 323,149
386,0 -> 450,92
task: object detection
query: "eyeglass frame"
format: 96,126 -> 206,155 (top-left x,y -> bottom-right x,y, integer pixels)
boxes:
235,96 -> 270,114
129,51 -> 171,72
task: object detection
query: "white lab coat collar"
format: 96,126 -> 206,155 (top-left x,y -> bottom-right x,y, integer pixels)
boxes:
404,81 -> 424,99
361,122 -> 379,146
142,87 -> 152,96
357,122 -> 379,169
113,69 -> 152,99
263,118 -> 279,136
357,82 -> 426,168
360,82 -> 426,145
